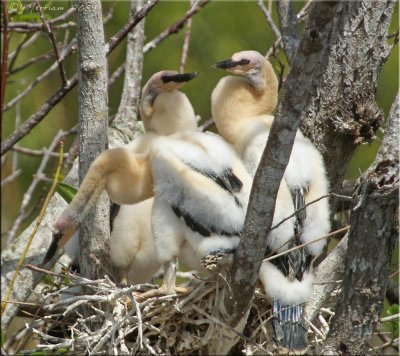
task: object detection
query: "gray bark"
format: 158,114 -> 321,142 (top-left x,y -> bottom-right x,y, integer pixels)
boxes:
300,0 -> 394,218
111,0 -> 145,146
304,234 -> 348,321
276,0 -> 300,64
225,0 -> 395,333
226,1 -> 341,326
75,0 -> 111,280
322,93 -> 399,355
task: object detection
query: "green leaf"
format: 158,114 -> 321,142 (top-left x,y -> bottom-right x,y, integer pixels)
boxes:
42,274 -> 56,287
1,329 -> 5,347
386,303 -> 399,337
55,182 -> 77,203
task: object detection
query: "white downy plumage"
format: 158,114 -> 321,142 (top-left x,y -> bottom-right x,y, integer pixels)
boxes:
212,50 -> 330,354
149,131 -> 252,292
46,71 -> 199,288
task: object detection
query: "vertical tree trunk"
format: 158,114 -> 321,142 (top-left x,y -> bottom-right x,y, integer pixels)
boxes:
111,0 -> 146,146
300,0 -> 395,217
225,0 -> 341,327
75,0 -> 112,280
322,94 -> 399,354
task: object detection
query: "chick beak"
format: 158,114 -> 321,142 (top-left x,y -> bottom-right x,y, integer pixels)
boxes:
161,71 -> 199,84
212,58 -> 250,69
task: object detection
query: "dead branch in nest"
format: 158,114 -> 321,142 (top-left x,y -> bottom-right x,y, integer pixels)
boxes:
10,265 -> 351,355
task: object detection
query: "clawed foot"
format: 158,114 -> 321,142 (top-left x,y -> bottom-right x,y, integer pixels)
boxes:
201,248 -> 235,272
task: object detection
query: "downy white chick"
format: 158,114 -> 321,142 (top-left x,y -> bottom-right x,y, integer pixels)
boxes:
43,71 -> 198,277
110,70 -> 199,286
149,130 -> 254,293
212,50 -> 330,354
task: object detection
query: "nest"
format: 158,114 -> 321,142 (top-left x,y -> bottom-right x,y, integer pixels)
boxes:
16,268 -> 335,355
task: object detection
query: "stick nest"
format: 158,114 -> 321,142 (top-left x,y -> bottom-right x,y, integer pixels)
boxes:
18,269 -> 334,355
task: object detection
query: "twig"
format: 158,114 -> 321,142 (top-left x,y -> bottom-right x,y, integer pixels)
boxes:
257,0 -> 281,39
34,0 -> 68,86
2,38 -> 77,112
1,169 -> 22,187
8,33 -> 29,74
1,0 -> 9,116
7,7 -> 75,32
1,0 -> 158,156
263,226 -> 350,263
380,313 -> 399,322
12,102 -> 21,172
8,32 -> 41,63
7,131 -> 67,243
12,145 -> 70,158
10,48 -> 57,77
143,0 -> 209,52
1,142 -> 64,315
106,0 -> 158,54
25,263 -> 64,277
179,0 -> 196,73
270,193 -> 351,232
1,0 -> 211,156
108,62 -> 125,87
199,118 -> 215,132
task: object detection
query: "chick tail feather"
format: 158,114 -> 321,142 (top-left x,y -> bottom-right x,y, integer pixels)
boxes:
272,300 -> 308,355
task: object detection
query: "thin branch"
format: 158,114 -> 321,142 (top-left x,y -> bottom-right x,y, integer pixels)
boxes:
199,118 -> 215,132
1,74 -> 78,156
1,143 -> 64,315
257,0 -> 281,39
179,0 -> 195,73
1,0 -> 210,156
271,192 -> 351,232
12,145 -> 70,158
108,62 -> 125,87
263,226 -> 350,263
106,0 -> 158,54
143,0 -> 209,52
34,0 -> 68,86
9,50 -> 56,75
8,32 -> 41,62
1,0 -> 158,156
380,313 -> 400,323
7,131 -> 67,244
1,169 -> 22,187
7,7 -> 75,32
2,38 -> 77,112
12,103 -> 21,172
1,0 -> 10,116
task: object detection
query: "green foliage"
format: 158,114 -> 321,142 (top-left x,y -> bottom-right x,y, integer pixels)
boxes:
385,303 -> 399,338
55,182 -> 77,204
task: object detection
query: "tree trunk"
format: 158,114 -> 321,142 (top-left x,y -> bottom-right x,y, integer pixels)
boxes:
111,0 -> 145,146
300,0 -> 395,218
75,0 -> 111,280
322,93 -> 399,354
223,0 -> 395,350
225,0 -> 342,327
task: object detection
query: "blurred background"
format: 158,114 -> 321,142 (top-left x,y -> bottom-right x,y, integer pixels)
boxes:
1,0 -> 399,244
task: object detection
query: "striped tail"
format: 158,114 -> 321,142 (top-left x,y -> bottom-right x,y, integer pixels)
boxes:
272,300 -> 308,355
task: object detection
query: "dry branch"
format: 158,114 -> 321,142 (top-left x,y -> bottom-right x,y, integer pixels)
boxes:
1,0 -> 158,156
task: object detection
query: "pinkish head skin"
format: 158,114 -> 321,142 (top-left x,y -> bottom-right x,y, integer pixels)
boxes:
213,51 -> 268,92
42,209 -> 78,265
149,70 -> 198,93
